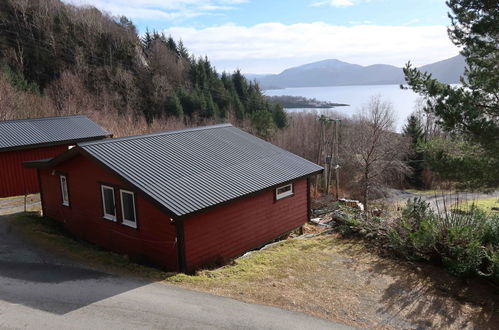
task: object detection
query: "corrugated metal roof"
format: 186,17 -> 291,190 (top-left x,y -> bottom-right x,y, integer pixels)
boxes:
79,124 -> 323,217
0,115 -> 111,151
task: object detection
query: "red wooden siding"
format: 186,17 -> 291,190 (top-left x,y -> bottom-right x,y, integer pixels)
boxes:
183,179 -> 308,272
38,155 -> 178,270
0,145 -> 69,198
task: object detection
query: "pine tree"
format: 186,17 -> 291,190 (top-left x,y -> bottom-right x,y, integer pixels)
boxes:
231,93 -> 245,121
167,92 -> 184,118
177,39 -> 189,59
142,29 -> 153,51
403,115 -> 425,188
232,70 -> 248,101
251,109 -> 275,139
166,35 -> 178,54
203,93 -> 218,118
403,0 -> 498,188
272,103 -> 288,129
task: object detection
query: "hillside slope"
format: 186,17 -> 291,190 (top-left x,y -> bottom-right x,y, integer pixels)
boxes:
0,0 -> 286,131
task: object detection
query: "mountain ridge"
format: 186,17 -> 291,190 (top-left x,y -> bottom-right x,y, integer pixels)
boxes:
248,55 -> 465,89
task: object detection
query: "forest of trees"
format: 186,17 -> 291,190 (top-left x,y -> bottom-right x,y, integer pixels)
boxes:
0,0 -> 287,135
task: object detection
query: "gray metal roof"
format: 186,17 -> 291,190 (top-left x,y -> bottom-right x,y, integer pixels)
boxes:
0,115 -> 111,151
79,124 -> 323,217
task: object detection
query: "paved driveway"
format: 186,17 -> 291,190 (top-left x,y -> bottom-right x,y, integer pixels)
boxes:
0,214 -> 350,329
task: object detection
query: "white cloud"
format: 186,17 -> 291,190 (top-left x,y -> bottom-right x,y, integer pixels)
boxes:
312,0 -> 354,7
162,22 -> 459,73
64,0 -> 246,20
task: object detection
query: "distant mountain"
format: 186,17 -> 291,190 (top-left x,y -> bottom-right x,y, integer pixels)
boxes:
248,55 -> 465,89
417,55 -> 466,84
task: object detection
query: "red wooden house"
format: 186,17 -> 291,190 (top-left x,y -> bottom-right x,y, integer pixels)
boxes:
26,124 -> 322,273
0,115 -> 111,198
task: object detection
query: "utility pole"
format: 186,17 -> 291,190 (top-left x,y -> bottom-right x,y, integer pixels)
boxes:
334,119 -> 340,200
316,115 -> 340,196
321,117 -> 329,194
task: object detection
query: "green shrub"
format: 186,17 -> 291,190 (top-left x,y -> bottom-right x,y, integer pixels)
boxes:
332,209 -> 363,236
384,198 -> 499,281
386,199 -> 438,261
328,198 -> 498,283
489,250 -> 499,282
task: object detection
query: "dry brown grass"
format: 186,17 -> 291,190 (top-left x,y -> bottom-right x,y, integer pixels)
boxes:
169,235 -> 499,329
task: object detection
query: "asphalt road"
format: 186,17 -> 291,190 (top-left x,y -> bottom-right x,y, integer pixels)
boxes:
385,189 -> 499,211
0,214 -> 350,330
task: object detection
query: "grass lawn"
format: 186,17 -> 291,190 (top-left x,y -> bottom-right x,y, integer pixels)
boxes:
455,197 -> 499,213
11,213 -> 499,329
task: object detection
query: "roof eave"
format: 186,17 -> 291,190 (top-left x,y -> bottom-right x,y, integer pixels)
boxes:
0,134 -> 112,153
23,147 -> 82,169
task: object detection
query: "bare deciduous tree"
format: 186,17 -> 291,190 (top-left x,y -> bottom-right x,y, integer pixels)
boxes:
345,96 -> 410,210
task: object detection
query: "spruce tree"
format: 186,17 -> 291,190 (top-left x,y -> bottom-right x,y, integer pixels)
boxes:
142,29 -> 153,51
403,115 -> 425,188
272,104 -> 288,129
177,40 -> 189,59
167,93 -> 184,118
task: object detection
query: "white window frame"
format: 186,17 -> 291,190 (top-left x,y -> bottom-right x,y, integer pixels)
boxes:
101,185 -> 116,221
275,183 -> 293,200
120,189 -> 137,229
60,175 -> 69,206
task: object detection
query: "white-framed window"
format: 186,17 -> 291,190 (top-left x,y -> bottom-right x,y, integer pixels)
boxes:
120,189 -> 137,228
276,183 -> 293,200
101,185 -> 116,221
60,175 -> 69,206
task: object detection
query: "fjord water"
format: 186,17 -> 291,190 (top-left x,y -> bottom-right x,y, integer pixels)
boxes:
264,84 -> 421,131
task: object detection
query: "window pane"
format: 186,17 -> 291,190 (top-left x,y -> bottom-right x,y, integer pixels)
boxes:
276,184 -> 293,200
122,192 -> 135,222
60,176 -> 69,205
103,188 -> 115,216
277,185 -> 291,194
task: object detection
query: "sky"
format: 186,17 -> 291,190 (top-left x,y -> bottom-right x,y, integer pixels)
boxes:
65,0 -> 460,74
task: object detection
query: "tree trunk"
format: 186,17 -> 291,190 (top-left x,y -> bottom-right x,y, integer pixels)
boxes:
363,165 -> 369,211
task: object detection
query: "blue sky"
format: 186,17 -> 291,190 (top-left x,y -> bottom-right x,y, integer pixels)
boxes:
67,0 -> 459,73
129,0 -> 450,31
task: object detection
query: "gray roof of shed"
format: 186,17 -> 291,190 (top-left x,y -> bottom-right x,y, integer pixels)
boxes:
0,115 -> 111,151
78,124 -> 322,217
